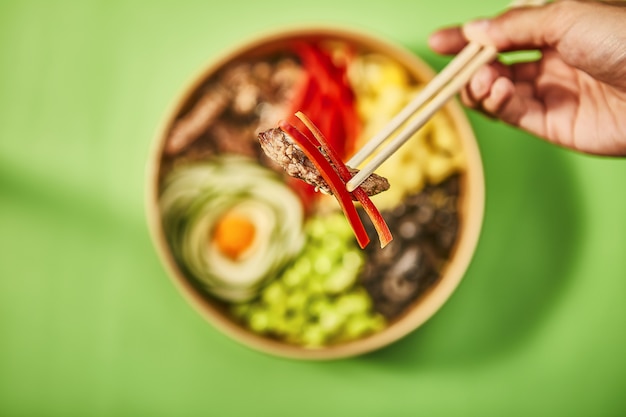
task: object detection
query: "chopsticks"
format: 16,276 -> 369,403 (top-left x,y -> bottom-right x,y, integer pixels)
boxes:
345,0 -> 544,192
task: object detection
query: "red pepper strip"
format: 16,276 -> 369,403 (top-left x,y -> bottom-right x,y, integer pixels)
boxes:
295,111 -> 393,248
288,71 -> 314,115
305,44 -> 360,152
290,42 -> 360,159
279,121 -> 371,249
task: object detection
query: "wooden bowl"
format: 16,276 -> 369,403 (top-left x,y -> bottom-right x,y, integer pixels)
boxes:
145,26 -> 484,360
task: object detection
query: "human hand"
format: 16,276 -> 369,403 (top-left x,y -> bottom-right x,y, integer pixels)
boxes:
429,0 -> 626,156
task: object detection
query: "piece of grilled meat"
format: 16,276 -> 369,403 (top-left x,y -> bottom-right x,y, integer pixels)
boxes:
258,127 -> 390,198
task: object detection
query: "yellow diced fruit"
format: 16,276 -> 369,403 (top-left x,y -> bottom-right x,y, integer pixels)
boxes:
426,154 -> 456,184
402,166 -> 425,194
414,143 -> 434,167
377,87 -> 407,115
431,114 -> 462,155
451,151 -> 466,171
378,60 -> 410,87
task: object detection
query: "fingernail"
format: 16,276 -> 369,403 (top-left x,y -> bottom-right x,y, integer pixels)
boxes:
427,32 -> 443,50
462,19 -> 493,45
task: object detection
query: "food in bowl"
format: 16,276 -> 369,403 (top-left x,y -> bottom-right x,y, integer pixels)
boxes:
147,28 -> 483,358
257,126 -> 390,199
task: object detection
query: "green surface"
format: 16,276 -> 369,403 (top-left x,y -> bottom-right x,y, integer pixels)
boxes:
1,1 -> 625,416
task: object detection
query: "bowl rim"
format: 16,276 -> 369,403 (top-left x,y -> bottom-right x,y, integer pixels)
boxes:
145,25 -> 485,360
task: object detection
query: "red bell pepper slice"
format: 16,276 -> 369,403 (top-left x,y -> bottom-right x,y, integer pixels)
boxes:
288,42 -> 360,160
294,111 -> 393,248
278,121 -> 371,249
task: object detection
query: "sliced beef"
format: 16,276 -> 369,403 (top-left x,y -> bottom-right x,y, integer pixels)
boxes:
258,127 -> 389,198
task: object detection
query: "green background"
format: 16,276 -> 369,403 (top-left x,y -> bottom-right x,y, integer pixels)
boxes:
1,0 -> 625,416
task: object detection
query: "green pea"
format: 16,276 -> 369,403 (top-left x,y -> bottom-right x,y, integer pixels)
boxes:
262,281 -> 287,306
285,290 -> 308,310
318,309 -> 345,334
308,297 -> 332,318
282,313 -> 306,336
299,324 -> 326,347
306,218 -> 327,240
293,257 -> 312,276
248,309 -> 271,333
313,255 -> 333,275
369,314 -> 387,332
336,289 -> 372,316
323,269 -> 357,294
343,316 -> 372,339
231,303 -> 251,319
320,234 -> 343,253
306,279 -> 325,295
342,250 -> 364,272
282,269 -> 304,289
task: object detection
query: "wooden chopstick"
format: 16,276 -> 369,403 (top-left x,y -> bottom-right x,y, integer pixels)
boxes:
345,0 -> 544,192
345,44 -> 496,191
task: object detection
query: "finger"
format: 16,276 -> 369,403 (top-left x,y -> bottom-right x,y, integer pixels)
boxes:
464,2 -> 626,88
462,3 -> 573,52
462,60 -> 512,103
483,77 -> 547,138
428,26 -> 468,55
480,76 -> 516,116
467,65 -> 499,103
460,65 -> 495,108
460,84 -> 477,108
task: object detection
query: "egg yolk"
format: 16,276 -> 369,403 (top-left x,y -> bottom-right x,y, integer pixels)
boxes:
212,211 -> 257,261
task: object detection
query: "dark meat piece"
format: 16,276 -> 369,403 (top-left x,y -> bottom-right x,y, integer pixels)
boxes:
165,57 -> 305,157
166,85 -> 231,155
210,122 -> 259,157
258,127 -> 390,198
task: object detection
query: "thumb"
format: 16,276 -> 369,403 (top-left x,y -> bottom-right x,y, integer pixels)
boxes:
461,1 -> 626,88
